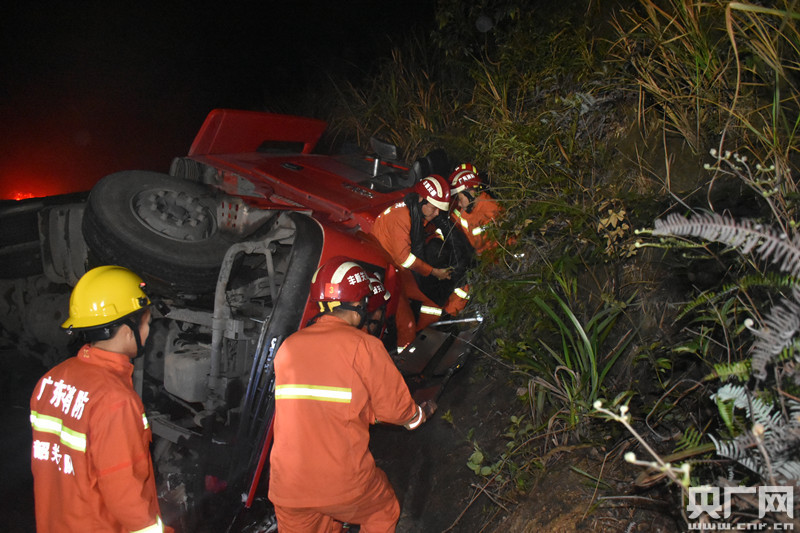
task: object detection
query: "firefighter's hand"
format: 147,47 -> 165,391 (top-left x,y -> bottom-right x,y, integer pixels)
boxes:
420,400 -> 437,419
404,401 -> 436,430
431,267 -> 452,280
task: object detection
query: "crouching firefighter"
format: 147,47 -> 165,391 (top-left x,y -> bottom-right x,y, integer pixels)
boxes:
449,163 -> 502,256
370,174 -> 465,350
269,256 -> 436,533
30,265 -> 170,533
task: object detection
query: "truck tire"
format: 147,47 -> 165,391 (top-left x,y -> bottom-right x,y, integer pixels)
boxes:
82,170 -> 233,294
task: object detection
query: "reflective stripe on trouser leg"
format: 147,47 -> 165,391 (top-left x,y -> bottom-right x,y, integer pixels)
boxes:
419,305 -> 442,317
416,306 -> 442,331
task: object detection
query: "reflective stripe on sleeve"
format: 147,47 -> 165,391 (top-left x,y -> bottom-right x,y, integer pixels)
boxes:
401,253 -> 417,268
131,515 -> 164,533
419,305 -> 443,316
454,287 -> 470,300
30,411 -> 87,453
472,226 -> 484,235
404,405 -> 424,430
275,384 -> 353,403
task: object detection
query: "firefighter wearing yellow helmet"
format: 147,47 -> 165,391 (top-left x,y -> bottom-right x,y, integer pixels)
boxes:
30,266 -> 171,532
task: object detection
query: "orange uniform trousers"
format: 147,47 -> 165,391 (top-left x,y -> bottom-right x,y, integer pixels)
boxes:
273,468 -> 399,533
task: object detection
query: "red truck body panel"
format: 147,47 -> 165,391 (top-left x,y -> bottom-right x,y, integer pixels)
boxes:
183,109 -> 413,232
188,109 -> 327,156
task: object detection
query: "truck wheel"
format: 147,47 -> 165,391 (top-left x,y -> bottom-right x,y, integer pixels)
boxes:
82,170 -> 232,294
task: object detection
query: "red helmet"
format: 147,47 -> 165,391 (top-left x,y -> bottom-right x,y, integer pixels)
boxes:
366,275 -> 391,313
414,174 -> 450,211
311,256 -> 371,304
449,163 -> 480,194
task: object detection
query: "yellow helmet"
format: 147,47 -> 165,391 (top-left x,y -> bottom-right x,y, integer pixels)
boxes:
62,265 -> 151,330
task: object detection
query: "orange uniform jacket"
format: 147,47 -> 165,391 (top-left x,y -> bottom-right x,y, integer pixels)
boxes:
452,191 -> 501,255
268,314 -> 417,507
371,201 -> 434,277
30,344 -> 164,533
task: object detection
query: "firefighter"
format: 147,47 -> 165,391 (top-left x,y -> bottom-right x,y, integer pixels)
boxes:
29,265 -> 169,533
269,256 -> 436,533
370,174 -> 466,349
449,163 -> 502,255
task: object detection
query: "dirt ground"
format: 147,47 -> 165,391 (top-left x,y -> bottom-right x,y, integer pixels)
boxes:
371,352 -> 521,532
372,353 -> 684,533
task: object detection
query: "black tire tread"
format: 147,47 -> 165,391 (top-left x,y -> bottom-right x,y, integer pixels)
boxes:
81,171 -> 232,294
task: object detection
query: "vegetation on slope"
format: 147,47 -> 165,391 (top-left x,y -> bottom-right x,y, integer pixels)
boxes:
302,0 -> 800,528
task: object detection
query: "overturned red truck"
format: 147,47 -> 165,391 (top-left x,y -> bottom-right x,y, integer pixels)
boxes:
1,109 -> 479,530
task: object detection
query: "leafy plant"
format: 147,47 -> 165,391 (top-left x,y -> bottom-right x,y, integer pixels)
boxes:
467,445 -> 500,477
653,212 -> 800,488
711,384 -> 800,483
521,279 -> 636,434
465,414 -> 539,497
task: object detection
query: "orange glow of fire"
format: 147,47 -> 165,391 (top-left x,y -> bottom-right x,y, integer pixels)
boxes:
0,167 -> 102,201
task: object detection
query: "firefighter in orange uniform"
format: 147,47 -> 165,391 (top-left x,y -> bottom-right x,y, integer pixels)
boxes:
30,265 -> 170,533
450,163 -> 502,256
370,175 -> 466,349
269,257 -> 436,532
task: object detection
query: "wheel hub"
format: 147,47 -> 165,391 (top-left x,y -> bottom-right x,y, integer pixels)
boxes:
132,189 -> 217,241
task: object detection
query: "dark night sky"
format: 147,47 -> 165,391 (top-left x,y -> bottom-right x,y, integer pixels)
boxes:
0,1 -> 435,200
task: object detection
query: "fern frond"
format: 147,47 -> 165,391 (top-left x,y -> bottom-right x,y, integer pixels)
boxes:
653,213 -> 800,277
749,297 -> 800,380
777,339 -> 800,366
713,383 -> 750,409
789,400 -> 800,418
715,396 -> 739,434
706,360 -> 751,382
674,425 -> 705,453
710,387 -> 800,482
712,384 -> 780,431
677,288 -> 734,321
773,461 -> 800,481
722,272 -> 799,294
711,433 -> 758,462
762,424 -> 800,459
717,385 -> 775,425
711,433 -> 769,477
